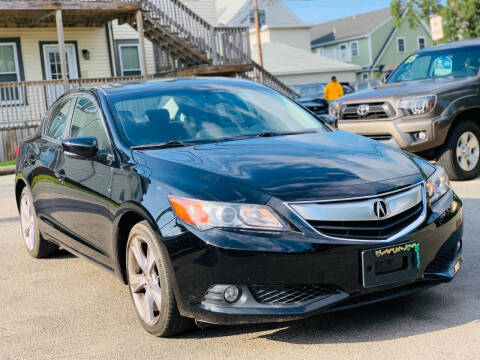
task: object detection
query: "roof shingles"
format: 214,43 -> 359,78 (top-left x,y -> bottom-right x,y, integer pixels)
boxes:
311,8 -> 391,46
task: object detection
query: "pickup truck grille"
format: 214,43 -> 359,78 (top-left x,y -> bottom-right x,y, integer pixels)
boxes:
340,102 -> 394,120
361,134 -> 393,141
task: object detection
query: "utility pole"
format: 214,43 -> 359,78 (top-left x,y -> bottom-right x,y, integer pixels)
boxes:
253,0 -> 264,81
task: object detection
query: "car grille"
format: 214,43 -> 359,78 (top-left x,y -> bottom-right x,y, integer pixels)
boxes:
361,134 -> 393,141
425,244 -> 458,273
249,285 -> 339,305
340,102 -> 393,120
289,184 -> 425,241
307,202 -> 422,240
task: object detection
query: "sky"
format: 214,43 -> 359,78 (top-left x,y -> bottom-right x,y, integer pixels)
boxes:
284,0 -> 392,24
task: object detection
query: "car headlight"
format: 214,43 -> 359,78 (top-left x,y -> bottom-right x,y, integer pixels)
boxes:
169,196 -> 288,231
426,166 -> 450,204
398,95 -> 436,116
328,101 -> 339,116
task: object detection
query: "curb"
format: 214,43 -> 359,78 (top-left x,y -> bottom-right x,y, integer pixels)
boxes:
0,167 -> 15,176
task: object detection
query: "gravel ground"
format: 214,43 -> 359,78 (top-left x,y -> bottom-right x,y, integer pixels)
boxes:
0,174 -> 478,360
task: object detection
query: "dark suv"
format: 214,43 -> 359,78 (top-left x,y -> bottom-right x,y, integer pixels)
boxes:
331,39 -> 480,180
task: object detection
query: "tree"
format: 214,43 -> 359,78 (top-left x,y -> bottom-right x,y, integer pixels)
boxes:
390,0 -> 480,42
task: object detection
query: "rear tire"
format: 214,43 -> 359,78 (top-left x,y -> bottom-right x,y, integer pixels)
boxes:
126,221 -> 193,337
437,120 -> 480,181
19,187 -> 58,258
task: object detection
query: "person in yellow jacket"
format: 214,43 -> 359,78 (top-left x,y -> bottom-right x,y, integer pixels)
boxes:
324,76 -> 344,102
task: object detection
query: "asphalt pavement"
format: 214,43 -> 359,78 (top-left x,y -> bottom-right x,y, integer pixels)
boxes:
0,174 -> 478,360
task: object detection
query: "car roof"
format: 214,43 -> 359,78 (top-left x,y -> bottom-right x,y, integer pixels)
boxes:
83,77 -> 263,95
419,39 -> 480,53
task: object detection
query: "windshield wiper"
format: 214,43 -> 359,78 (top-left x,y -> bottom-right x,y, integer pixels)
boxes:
256,131 -> 282,137
255,130 -> 319,138
131,140 -> 195,150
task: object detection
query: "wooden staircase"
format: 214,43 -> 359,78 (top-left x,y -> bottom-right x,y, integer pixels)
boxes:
123,0 -> 297,98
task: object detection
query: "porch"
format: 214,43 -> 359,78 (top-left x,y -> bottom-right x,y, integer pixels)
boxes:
0,0 -> 296,161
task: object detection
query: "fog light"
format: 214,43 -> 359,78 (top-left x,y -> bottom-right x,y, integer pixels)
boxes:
224,285 -> 241,303
416,131 -> 427,141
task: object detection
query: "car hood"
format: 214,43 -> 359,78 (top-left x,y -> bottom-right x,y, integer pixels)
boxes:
338,77 -> 473,103
134,131 -> 423,203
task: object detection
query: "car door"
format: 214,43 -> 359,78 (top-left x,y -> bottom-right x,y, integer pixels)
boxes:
33,97 -> 75,246
54,94 -> 114,266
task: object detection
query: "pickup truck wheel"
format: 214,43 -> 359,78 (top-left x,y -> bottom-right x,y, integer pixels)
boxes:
126,221 -> 194,337
437,121 -> 480,181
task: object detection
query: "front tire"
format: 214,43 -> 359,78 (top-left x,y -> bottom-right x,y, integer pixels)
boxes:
126,221 -> 193,337
437,121 -> 480,181
19,187 -> 58,258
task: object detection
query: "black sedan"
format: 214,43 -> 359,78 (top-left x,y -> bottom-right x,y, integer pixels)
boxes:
15,78 -> 463,337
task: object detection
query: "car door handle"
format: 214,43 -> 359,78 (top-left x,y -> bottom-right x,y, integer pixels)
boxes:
26,154 -> 36,166
55,169 -> 66,183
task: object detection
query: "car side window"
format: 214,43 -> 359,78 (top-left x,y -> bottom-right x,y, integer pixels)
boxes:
45,99 -> 73,140
70,96 -> 110,151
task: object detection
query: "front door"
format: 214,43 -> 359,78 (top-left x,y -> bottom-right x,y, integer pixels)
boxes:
55,95 -> 114,266
42,44 -> 79,106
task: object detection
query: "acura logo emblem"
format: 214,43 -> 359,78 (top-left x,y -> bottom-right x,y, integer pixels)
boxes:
373,200 -> 388,219
357,104 -> 370,116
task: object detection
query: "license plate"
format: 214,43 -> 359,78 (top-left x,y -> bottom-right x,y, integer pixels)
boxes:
362,242 -> 420,288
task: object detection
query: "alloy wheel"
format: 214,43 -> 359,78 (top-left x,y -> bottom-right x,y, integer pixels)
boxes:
20,194 -> 35,251
127,236 -> 163,326
456,131 -> 480,172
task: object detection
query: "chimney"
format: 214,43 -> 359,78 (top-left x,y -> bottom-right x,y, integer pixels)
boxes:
333,26 -> 336,37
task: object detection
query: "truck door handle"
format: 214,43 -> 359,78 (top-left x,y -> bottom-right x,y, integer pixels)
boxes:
55,169 -> 65,183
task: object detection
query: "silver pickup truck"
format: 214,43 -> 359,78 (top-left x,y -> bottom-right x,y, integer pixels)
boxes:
331,39 -> 480,181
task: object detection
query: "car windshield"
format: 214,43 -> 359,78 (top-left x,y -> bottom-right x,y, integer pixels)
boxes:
388,46 -> 480,83
108,82 -> 326,147
292,84 -> 325,98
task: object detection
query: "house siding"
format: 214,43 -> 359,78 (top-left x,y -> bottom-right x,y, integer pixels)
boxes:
316,37 -> 369,67
183,0 -> 217,25
0,27 -> 110,81
111,20 -> 156,75
377,20 -> 432,68
370,17 -> 395,63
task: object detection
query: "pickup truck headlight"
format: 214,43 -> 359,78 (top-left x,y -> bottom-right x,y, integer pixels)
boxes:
169,196 -> 288,231
398,95 -> 436,116
328,101 -> 339,116
426,166 -> 450,204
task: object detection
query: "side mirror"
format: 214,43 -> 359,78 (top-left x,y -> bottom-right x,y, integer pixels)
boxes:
381,72 -> 391,84
62,136 -> 98,159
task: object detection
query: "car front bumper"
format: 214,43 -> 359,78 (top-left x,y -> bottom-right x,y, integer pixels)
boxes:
338,115 -> 451,153
163,191 -> 463,325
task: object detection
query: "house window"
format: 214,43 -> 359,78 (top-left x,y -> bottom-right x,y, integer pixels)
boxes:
418,36 -> 426,50
0,39 -> 24,105
397,37 -> 406,53
351,41 -> 359,57
118,43 -> 141,76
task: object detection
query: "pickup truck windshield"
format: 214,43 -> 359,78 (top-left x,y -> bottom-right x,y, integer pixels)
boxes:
109,83 -> 326,147
388,46 -> 480,83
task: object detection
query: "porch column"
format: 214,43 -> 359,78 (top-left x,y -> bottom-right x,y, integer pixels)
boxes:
55,9 -> 69,91
136,10 -> 148,79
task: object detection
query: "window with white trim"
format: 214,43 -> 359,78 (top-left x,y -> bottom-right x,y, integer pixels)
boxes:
397,37 -> 406,53
118,44 -> 141,76
0,41 -> 23,104
351,41 -> 359,57
418,36 -> 426,50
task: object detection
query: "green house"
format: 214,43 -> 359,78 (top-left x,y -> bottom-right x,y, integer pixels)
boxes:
310,8 -> 433,80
